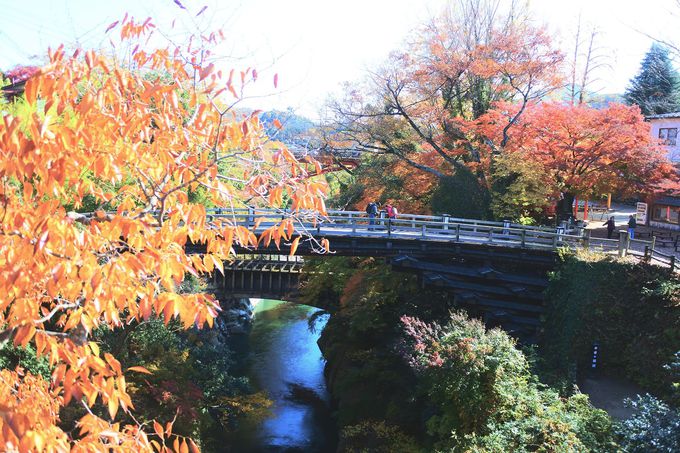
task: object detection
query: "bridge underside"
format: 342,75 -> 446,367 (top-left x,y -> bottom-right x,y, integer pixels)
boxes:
224,234 -> 559,266
207,257 -> 304,305
389,255 -> 548,340
206,243 -> 551,340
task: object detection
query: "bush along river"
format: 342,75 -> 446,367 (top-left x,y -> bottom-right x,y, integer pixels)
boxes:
231,299 -> 336,453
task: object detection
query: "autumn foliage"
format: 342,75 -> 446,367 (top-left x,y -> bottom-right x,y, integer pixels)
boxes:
0,15 -> 325,451
326,1 -> 678,219
478,101 -> 677,199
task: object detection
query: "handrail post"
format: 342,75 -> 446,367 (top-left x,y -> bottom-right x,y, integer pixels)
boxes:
618,230 -> 628,257
521,229 -> 526,248
671,255 -> 676,273
554,225 -> 564,247
488,227 -> 493,242
455,223 -> 460,242
248,206 -> 254,229
651,236 -> 656,254
443,215 -> 449,231
388,218 -> 392,237
421,224 -> 426,238
583,229 -> 591,249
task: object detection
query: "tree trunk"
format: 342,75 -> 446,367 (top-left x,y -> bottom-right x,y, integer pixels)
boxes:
556,192 -> 576,223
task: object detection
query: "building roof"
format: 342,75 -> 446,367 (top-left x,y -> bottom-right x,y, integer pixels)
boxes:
1,80 -> 25,102
654,195 -> 680,207
646,112 -> 680,120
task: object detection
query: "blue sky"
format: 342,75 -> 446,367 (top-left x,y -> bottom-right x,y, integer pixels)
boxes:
1,0 -> 678,118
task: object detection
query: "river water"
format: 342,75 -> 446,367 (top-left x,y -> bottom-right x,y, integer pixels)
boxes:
239,299 -> 336,452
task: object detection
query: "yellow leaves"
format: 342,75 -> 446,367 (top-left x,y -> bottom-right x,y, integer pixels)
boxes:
107,393 -> 120,420
204,254 -> 224,275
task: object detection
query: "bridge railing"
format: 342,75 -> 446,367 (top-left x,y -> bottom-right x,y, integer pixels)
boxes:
203,207 -> 594,251
204,207 -> 677,271
80,207 -> 670,268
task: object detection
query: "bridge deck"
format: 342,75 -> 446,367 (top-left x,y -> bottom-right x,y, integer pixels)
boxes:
198,208 -> 669,269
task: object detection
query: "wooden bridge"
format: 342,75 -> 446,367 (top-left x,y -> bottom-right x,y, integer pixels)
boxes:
194,208 -> 669,266
193,208 -> 674,339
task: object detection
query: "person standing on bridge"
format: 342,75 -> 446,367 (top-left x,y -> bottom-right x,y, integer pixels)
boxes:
385,203 -> 398,220
385,203 -> 398,232
603,216 -> 615,239
366,201 -> 378,230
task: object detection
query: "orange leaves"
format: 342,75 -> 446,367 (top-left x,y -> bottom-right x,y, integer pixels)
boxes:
268,186 -> 284,206
320,238 -> 330,253
198,62 -> 215,81
499,102 -> 675,197
119,16 -> 156,41
13,325 -> 36,347
203,253 -> 224,275
0,369 -> 70,451
257,219 -> 295,250
0,10 -> 328,451
153,420 -> 165,439
105,20 -> 120,33
289,236 -> 301,256
127,365 -> 152,375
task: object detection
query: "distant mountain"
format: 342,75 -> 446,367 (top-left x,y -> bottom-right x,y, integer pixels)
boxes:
259,109 -> 317,150
587,93 -> 625,109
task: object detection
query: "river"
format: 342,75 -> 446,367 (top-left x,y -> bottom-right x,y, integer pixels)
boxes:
236,299 -> 336,452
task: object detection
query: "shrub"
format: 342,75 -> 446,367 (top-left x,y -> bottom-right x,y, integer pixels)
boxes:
616,395 -> 680,452
401,312 -> 616,452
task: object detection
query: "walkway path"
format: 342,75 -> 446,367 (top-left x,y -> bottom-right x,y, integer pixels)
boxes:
583,203 -> 680,266
579,375 -> 645,420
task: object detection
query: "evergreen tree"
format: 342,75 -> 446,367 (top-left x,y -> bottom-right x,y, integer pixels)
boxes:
625,43 -> 680,116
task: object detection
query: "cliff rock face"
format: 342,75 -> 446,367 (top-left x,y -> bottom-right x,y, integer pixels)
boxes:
214,298 -> 254,336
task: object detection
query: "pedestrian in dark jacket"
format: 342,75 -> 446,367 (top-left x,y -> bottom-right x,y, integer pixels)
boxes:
366,201 -> 378,229
603,217 -> 615,239
627,215 -> 637,239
